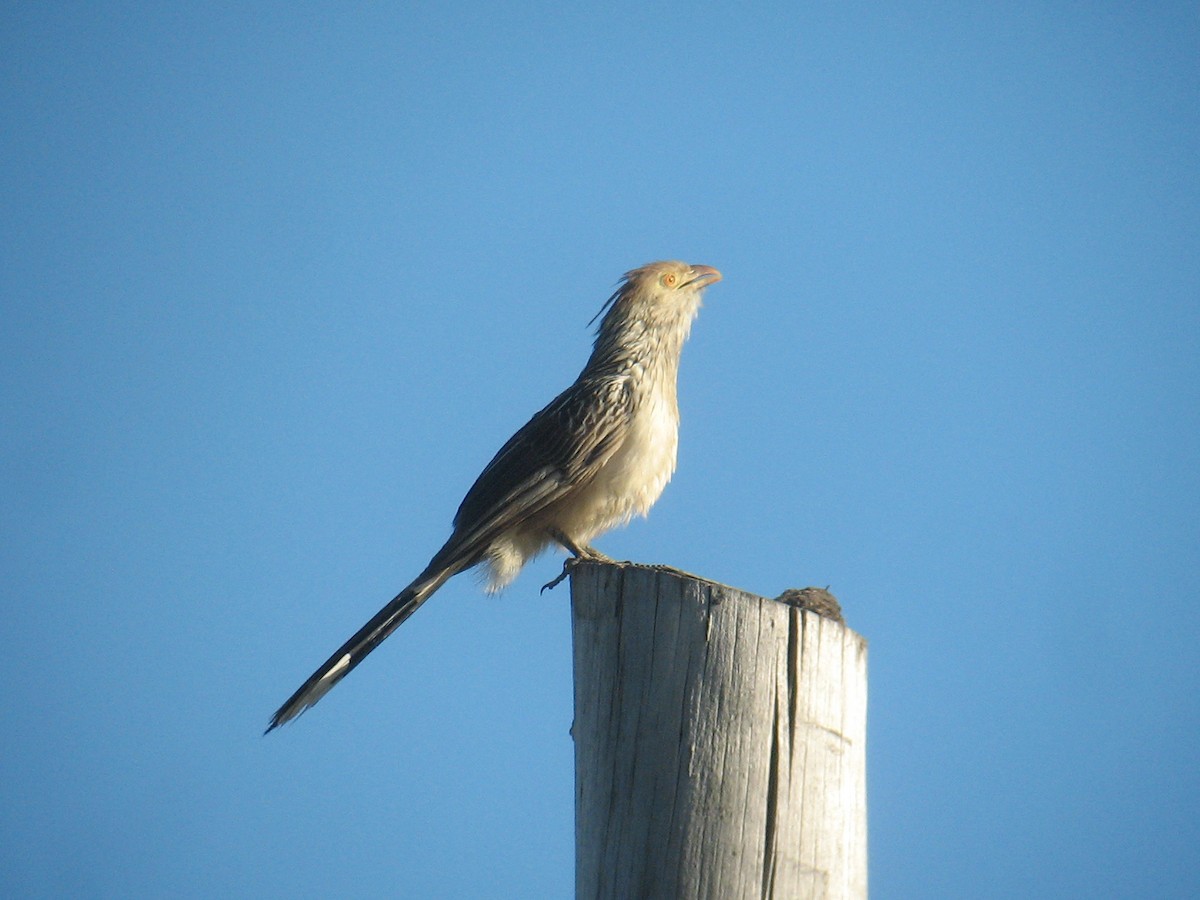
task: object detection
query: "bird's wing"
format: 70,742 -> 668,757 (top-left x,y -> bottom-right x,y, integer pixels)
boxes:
267,376 -> 633,731
436,374 -> 635,564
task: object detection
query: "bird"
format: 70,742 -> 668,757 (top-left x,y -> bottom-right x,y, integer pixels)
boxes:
267,260 -> 722,731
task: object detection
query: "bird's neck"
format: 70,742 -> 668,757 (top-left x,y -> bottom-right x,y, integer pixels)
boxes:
587,299 -> 700,386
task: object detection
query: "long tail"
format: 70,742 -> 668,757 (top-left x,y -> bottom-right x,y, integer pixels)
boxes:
266,565 -> 456,732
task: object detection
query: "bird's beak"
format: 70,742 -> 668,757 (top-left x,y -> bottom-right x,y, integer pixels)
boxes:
685,265 -> 722,288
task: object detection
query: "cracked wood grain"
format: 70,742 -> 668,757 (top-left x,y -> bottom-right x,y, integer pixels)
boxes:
571,562 -> 868,900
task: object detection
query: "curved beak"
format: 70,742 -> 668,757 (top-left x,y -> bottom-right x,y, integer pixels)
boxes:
685,264 -> 722,288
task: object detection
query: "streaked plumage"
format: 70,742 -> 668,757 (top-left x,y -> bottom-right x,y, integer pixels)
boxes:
267,260 -> 721,731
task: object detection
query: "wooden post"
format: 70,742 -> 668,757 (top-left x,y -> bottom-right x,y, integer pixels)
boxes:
570,562 -> 868,900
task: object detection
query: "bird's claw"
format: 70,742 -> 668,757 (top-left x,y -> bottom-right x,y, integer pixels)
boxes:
540,547 -> 622,592
541,558 -> 578,593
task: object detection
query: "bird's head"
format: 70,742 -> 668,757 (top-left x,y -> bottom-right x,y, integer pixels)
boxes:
592,261 -> 722,333
636,260 -> 723,293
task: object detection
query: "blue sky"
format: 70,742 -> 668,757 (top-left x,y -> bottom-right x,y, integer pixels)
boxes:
2,3 -> 1197,897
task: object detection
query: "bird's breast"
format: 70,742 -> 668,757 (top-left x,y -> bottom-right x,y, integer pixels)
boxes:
556,375 -> 680,545
608,385 -> 679,512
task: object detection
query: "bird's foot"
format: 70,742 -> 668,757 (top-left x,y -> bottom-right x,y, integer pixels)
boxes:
541,558 -> 578,593
542,529 -> 618,591
575,545 -> 615,563
540,547 -> 618,593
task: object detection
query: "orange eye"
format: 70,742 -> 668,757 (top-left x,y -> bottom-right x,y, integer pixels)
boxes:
663,272 -> 678,287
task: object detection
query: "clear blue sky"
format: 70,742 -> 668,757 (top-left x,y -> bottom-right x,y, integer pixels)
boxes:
3,3 -> 1197,897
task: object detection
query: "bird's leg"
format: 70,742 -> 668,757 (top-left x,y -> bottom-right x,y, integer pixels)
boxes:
541,529 -> 615,592
542,528 -> 580,592
547,527 -> 586,558
548,527 -> 615,562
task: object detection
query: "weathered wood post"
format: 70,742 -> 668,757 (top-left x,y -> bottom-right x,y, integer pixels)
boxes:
571,562 -> 868,900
